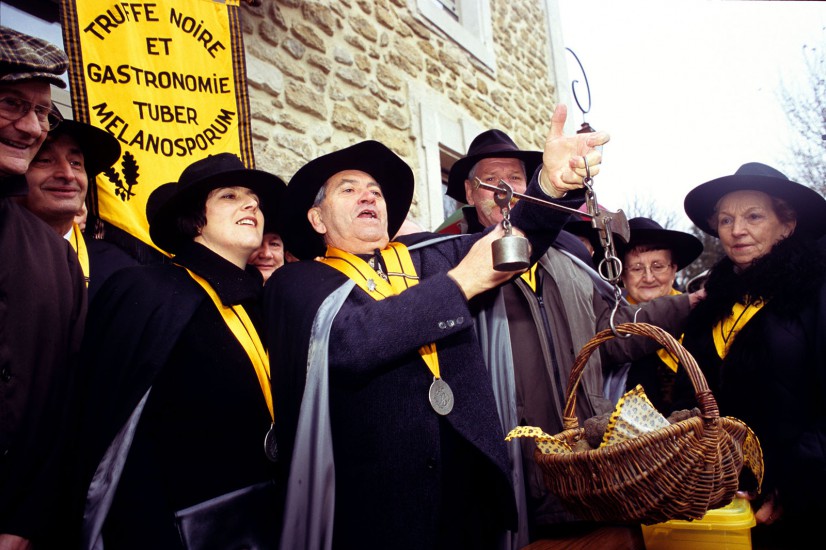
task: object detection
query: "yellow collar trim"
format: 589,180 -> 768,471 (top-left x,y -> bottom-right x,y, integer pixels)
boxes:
69,223 -> 90,287
712,298 -> 765,359
519,263 -> 538,292
185,268 -> 272,420
318,243 -> 441,379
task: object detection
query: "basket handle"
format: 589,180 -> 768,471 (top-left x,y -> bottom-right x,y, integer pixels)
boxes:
561,322 -> 719,430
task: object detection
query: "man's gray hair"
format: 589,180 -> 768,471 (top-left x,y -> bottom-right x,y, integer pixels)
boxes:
312,183 -> 327,207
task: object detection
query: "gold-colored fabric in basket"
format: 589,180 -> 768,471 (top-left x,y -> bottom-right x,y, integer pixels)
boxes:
524,322 -> 763,525
600,385 -> 670,447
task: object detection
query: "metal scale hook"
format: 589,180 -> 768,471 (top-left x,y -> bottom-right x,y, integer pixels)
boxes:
478,48 -> 632,336
473,176 -> 630,291
581,157 -> 629,337
568,47 -> 631,337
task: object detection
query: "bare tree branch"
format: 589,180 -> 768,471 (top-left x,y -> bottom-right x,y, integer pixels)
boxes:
778,42 -> 826,194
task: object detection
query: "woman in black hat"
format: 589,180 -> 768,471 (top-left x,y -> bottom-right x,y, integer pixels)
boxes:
618,217 -> 703,305
75,154 -> 286,549
617,217 -> 703,410
676,162 -> 826,547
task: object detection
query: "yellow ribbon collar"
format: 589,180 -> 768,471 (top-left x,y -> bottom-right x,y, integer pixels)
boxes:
318,243 -> 442,380
712,298 -> 765,359
68,223 -> 90,287
184,268 -> 273,420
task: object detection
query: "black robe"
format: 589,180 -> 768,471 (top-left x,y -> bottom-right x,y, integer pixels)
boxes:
0,175 -> 87,546
75,242 -> 279,549
675,234 -> 826,545
265,174 -> 582,550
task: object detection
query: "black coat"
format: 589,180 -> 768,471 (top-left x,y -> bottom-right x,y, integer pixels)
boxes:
676,234 -> 826,540
85,236 -> 141,303
265,178 -> 579,550
76,242 -> 278,549
0,176 -> 87,545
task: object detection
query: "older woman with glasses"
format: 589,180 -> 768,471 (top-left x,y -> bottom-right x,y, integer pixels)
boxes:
674,163 -> 826,547
618,217 -> 703,411
619,217 -> 703,305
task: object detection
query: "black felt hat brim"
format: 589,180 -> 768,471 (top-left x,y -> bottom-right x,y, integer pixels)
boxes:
618,228 -> 703,271
684,164 -> 826,238
446,150 -> 542,203
280,140 -> 414,260
147,154 -> 286,255
50,120 -> 121,178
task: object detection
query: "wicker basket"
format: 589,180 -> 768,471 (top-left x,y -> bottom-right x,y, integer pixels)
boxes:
535,322 -> 753,525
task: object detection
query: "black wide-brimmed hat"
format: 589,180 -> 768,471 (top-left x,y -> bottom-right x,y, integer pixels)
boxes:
618,217 -> 703,271
685,162 -> 826,238
49,119 -> 121,177
0,26 -> 68,88
446,129 -> 542,203
147,153 -> 286,254
281,140 -> 414,260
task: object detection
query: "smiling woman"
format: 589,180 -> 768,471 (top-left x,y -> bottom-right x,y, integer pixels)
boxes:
617,216 -> 703,411
74,154 -> 290,548
195,186 -> 265,268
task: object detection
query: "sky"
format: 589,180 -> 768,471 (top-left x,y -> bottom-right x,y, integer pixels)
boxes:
556,0 -> 826,230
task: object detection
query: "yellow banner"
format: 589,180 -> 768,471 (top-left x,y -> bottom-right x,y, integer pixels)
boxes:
60,0 -> 252,249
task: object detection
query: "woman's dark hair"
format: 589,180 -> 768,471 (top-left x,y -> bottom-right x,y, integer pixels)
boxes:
176,192 -> 208,241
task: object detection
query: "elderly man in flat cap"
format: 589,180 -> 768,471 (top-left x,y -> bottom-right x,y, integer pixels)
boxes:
0,26 -> 87,549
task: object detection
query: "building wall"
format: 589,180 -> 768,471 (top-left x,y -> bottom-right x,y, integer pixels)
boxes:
240,0 -> 567,229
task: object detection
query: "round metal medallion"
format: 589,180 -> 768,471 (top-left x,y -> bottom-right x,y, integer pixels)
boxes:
264,423 -> 279,463
428,378 -> 454,416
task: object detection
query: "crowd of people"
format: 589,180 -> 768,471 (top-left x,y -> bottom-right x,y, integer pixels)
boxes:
2,25 -> 825,550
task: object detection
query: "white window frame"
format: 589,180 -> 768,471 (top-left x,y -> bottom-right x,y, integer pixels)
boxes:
414,0 -> 495,70
408,81 -> 484,229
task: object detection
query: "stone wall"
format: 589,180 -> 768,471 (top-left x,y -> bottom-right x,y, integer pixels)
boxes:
240,0 -> 561,226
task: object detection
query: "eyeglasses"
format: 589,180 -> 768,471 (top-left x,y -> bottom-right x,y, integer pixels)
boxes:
0,96 -> 63,131
626,262 -> 673,277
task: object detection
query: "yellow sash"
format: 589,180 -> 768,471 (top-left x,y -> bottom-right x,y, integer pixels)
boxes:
318,243 -> 442,380
626,288 -> 683,372
712,299 -> 765,359
185,268 -> 273,420
519,263 -> 538,292
657,339 -> 682,373
68,223 -> 90,287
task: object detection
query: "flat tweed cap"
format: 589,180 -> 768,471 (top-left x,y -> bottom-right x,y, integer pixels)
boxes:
0,26 -> 67,88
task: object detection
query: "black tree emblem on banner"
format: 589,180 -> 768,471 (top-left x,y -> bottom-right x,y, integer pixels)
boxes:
103,151 -> 140,201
